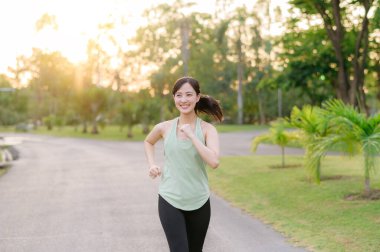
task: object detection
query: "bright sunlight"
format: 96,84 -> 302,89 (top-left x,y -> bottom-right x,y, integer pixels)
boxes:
0,0 -> 288,74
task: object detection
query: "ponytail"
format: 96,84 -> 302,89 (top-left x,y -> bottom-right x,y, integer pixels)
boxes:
196,95 -> 224,122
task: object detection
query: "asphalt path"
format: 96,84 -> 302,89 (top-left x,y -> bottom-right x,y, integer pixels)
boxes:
0,131 -> 308,252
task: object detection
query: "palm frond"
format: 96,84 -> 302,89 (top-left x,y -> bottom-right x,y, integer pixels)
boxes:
251,119 -> 300,152
368,113 -> 380,134
251,134 -> 272,152
362,133 -> 380,156
322,99 -> 367,131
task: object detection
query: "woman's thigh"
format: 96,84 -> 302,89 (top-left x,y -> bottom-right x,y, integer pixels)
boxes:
158,195 -> 188,252
184,199 -> 211,252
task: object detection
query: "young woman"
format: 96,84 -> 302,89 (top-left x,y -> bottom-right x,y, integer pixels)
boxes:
144,76 -> 223,252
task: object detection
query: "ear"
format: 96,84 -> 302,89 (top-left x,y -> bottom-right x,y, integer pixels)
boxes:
196,94 -> 201,102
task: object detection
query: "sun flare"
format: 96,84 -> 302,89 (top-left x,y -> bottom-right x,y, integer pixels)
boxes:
0,0 -> 159,73
0,0 -> 289,74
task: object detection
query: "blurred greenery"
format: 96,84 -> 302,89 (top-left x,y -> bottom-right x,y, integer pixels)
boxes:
0,123 -> 267,141
1,0 -> 378,131
0,168 -> 7,177
23,125 -> 148,142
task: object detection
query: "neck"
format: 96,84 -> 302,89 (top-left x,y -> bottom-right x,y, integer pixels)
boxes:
178,113 -> 197,125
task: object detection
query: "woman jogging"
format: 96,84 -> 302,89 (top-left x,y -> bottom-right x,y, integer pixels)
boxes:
144,76 -> 223,252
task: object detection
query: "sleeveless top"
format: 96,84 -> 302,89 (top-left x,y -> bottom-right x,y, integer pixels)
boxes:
159,117 -> 210,210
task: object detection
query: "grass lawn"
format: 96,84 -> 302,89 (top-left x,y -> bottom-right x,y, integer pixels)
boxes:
0,123 -> 268,141
209,155 -> 380,252
1,125 -> 148,141
35,125 -> 150,141
0,168 -> 7,177
215,124 -> 268,133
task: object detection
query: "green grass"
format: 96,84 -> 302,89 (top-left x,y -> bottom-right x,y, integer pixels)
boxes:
215,124 -> 268,133
209,155 -> 380,252
0,126 -> 15,133
0,168 -> 7,177
1,125 -> 148,141
0,123 -> 269,141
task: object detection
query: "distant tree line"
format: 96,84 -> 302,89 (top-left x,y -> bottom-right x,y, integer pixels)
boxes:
0,0 -> 378,132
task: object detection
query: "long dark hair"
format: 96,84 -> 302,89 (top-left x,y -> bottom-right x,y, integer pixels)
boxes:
172,77 -> 224,122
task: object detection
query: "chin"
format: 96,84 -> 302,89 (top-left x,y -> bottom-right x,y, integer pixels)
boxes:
177,106 -> 193,113
179,109 -> 193,114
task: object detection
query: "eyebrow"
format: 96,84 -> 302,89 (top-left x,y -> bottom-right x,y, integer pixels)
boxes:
176,91 -> 195,94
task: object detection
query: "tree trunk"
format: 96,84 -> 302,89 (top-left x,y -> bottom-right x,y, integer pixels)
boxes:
142,123 -> 149,134
237,37 -> 244,125
313,0 -> 374,108
180,18 -> 190,76
91,121 -> 99,134
364,178 -> 370,194
82,121 -> 88,133
316,158 -> 321,184
376,64 -> 380,101
277,88 -> 282,117
127,125 -> 133,138
160,100 -> 165,122
314,0 -> 350,102
281,146 -> 285,168
350,0 -> 372,115
257,90 -> 266,125
364,154 -> 372,194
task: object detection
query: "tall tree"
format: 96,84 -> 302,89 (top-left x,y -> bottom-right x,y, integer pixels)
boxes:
276,25 -> 337,105
216,7 -> 251,124
20,49 -> 75,124
290,0 -> 378,113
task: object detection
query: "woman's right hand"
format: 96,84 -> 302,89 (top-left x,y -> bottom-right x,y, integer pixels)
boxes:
148,165 -> 161,179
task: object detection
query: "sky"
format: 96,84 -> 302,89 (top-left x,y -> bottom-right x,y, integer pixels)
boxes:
0,0 -> 288,74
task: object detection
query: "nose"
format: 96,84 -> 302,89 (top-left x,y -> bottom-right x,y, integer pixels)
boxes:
179,96 -> 187,103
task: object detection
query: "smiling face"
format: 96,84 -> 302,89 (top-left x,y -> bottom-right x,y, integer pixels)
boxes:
173,82 -> 200,115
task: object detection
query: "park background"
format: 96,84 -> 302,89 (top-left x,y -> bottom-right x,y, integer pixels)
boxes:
1,0 -> 380,251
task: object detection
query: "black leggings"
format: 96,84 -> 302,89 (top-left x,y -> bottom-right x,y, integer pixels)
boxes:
158,195 -> 211,252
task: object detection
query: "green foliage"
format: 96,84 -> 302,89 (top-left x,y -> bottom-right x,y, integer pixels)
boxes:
314,99 -> 380,192
12,49 -> 77,126
2,0 -> 379,132
286,99 -> 380,190
288,105 -> 328,183
288,0 -> 379,109
76,85 -> 109,134
0,75 -> 29,126
43,115 -> 55,130
276,26 -> 336,105
252,119 -> 298,167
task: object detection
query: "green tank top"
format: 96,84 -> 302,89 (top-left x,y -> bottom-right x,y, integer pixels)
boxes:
159,117 -> 210,210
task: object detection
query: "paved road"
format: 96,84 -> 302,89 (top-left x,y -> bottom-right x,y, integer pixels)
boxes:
0,132 -> 307,252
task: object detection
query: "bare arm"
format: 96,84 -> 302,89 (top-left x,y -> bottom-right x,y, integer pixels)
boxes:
180,123 -> 220,169
144,123 -> 164,178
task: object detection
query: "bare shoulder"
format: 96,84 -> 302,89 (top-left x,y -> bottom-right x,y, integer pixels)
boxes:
154,120 -> 171,130
154,119 -> 175,137
145,119 -> 174,144
201,120 -> 218,135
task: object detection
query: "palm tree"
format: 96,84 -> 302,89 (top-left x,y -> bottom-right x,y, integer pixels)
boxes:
252,119 -> 298,168
289,105 -> 329,183
313,99 -> 380,194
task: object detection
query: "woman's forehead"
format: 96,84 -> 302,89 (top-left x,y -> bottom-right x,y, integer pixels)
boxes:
177,83 -> 196,92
